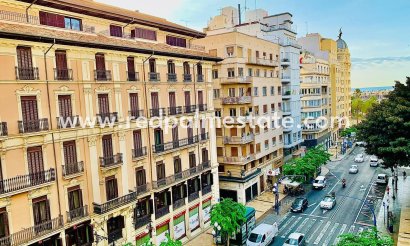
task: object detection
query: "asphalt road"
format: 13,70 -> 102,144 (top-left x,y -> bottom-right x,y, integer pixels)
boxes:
267,147 -> 389,246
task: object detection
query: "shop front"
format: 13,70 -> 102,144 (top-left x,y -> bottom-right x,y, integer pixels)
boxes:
202,197 -> 212,224
65,220 -> 93,246
156,220 -> 170,245
189,204 -> 200,232
173,211 -> 186,240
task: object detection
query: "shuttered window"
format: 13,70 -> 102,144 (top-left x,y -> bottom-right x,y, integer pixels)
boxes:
39,11 -> 65,28
58,95 -> 72,117
183,62 -> 190,74
102,135 -> 113,158
149,59 -> 156,73
110,25 -> 123,37
156,161 -> 165,180
130,93 -> 139,113
151,92 -> 159,109
63,141 -> 77,165
55,50 -> 68,70
189,152 -> 196,168
68,186 -> 83,211
166,36 -> 186,48
27,146 -> 44,175
184,91 -> 191,106
21,96 -> 38,123
131,28 -> 157,41
0,208 -> 9,238
17,46 -> 33,69
136,168 -> 146,186
198,91 -> 204,105
133,130 -> 142,150
32,196 -> 51,225
98,94 -> 110,114
127,57 -> 135,72
95,53 -> 106,71
202,148 -> 209,162
174,157 -> 182,174
169,92 -> 176,108
105,176 -> 118,201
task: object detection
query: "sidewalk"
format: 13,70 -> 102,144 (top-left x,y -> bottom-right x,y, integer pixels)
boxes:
185,191 -> 288,246
328,144 -> 356,162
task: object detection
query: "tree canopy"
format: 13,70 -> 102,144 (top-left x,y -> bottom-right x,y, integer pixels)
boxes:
357,78 -> 410,169
337,227 -> 393,246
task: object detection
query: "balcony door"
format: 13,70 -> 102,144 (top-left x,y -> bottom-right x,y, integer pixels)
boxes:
17,46 -> 33,69
98,94 -> 110,115
95,54 -> 106,71
183,62 -> 190,74
32,196 -> 51,226
105,176 -> 118,201
129,93 -> 139,117
156,161 -> 165,180
63,141 -> 77,166
149,59 -> 156,73
133,130 -> 143,152
58,95 -> 72,118
184,91 -> 191,107
172,126 -> 179,148
169,92 -> 176,109
0,208 -> 9,239
201,148 -> 209,163
55,50 -> 68,79
68,186 -> 83,211
198,91 -> 203,106
27,147 -> 45,184
151,92 -> 159,109
154,128 -> 163,152
167,61 -> 175,74
102,135 -> 113,160
127,57 -> 136,81
21,96 -> 39,126
187,123 -> 193,141
136,168 -> 146,187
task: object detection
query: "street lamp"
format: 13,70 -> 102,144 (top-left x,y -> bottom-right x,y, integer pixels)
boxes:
272,182 -> 280,215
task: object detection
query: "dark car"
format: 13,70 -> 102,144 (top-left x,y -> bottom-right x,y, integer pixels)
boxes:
290,197 -> 308,213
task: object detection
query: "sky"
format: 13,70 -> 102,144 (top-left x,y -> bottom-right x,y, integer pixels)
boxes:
96,0 -> 410,88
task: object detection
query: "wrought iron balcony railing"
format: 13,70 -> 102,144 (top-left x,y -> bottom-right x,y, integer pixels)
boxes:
148,72 -> 160,81
0,169 -> 55,196
54,68 -> 73,80
18,118 -> 49,133
135,183 -> 151,196
66,205 -> 88,223
62,161 -> 84,177
167,73 -> 177,82
129,109 -> 144,119
155,206 -> 170,219
173,198 -> 185,210
153,136 -> 198,154
134,214 -> 151,229
188,191 -> 199,202
15,66 -> 39,80
132,147 -> 147,159
93,192 -> 138,214
198,104 -> 207,112
96,112 -> 118,124
94,70 -> 112,81
168,106 -> 183,116
150,108 -> 166,117
57,116 -> 80,129
197,74 -> 204,82
202,185 -> 212,195
184,105 -> 197,114
127,71 -> 140,81
183,74 -> 192,82
99,153 -> 123,168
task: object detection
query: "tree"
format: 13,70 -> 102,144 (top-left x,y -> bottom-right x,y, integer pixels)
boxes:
159,234 -> 182,246
337,227 -> 393,246
341,127 -> 357,138
210,198 -> 246,245
357,78 -> 410,169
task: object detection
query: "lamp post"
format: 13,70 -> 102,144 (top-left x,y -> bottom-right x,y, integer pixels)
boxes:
272,183 -> 279,215
211,222 -> 223,245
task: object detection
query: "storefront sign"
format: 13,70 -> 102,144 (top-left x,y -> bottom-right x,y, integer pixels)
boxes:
189,207 -> 200,231
156,223 -> 169,244
173,214 -> 186,240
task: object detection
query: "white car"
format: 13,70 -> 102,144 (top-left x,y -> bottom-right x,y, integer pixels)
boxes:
376,174 -> 388,185
313,176 -> 327,189
283,233 -> 306,246
356,141 -> 367,147
349,164 -> 359,174
354,154 -> 364,163
246,223 -> 278,246
320,194 -> 336,210
370,156 -> 379,167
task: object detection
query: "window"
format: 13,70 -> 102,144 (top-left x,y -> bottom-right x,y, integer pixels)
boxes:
263,105 -> 268,114
95,53 -> 107,80
229,108 -> 236,117
133,130 -> 143,153
270,54 -> 273,60
131,27 -> 157,41
16,46 -> 36,80
212,69 -> 218,79
40,11 -> 81,31
248,68 -> 253,77
65,17 -> 82,31
271,86 -> 275,95
32,196 -> 51,225
107,216 -> 124,243
218,165 -> 225,173
228,88 -> 235,97
271,104 -> 275,112
55,50 -> 69,80
149,58 -> 156,73
227,68 -> 235,78
256,143 -> 261,153
213,89 -> 220,99
272,137 -> 276,146
226,46 -> 234,57
136,168 -> 146,187
174,157 -> 182,174
27,146 -> 44,177
110,25 -> 123,37
216,128 -> 223,136
238,67 -> 244,77
167,60 -> 176,74
156,161 -> 165,180
58,95 -> 72,118
166,36 -> 186,47
129,93 -> 140,117
0,208 -> 9,239
215,109 -> 221,117
256,51 -> 259,58
265,140 -> 269,150
255,69 -> 260,77
217,147 -> 223,156
253,87 -> 258,96
98,94 -> 110,115
105,176 -> 118,201
63,141 -> 77,166
68,186 -> 83,211
189,152 -> 196,168
262,87 -> 267,96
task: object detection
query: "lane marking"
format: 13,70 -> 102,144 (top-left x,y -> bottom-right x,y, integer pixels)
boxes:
348,225 -> 355,234
300,218 -> 317,235
354,181 -> 375,224
322,222 -> 339,246
333,224 -> 348,245
294,217 -> 309,233
313,221 -> 332,245
281,217 -> 302,238
278,216 -> 296,234
301,214 -> 327,219
306,220 -> 324,243
308,203 -> 317,208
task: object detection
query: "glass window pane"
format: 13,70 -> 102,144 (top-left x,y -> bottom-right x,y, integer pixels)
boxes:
71,19 -> 81,31
64,18 -> 71,29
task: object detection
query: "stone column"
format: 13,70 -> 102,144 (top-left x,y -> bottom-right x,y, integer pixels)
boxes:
118,131 -> 129,194
88,136 -> 101,204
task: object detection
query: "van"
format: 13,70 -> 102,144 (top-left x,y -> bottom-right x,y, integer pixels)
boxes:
313,176 -> 327,189
246,223 -> 278,246
376,174 -> 388,185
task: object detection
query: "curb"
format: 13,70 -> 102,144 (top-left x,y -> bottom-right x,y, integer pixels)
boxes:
329,144 -> 357,162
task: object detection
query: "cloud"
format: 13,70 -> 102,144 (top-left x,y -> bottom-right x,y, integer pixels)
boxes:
352,56 -> 410,66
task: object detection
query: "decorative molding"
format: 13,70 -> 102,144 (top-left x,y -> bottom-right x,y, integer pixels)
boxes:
88,136 -> 97,147
127,86 -> 140,94
16,85 -> 40,96
28,186 -> 51,200
0,197 -> 11,208
117,131 -> 126,141
95,86 -> 111,94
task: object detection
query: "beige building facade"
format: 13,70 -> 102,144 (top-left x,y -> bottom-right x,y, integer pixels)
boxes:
0,0 -> 220,245
193,31 -> 284,204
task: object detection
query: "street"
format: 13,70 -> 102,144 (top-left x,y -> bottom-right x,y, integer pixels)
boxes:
266,146 -> 389,246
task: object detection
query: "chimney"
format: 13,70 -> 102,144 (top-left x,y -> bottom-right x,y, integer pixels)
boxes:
238,4 -> 241,25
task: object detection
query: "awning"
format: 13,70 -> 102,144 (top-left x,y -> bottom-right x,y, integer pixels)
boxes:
280,178 -> 301,187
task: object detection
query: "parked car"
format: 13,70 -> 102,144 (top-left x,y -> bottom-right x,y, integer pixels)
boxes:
246,223 -> 278,246
290,197 -> 308,213
283,233 -> 306,246
313,176 -> 327,189
376,174 -> 388,185
320,193 -> 336,210
349,164 -> 359,174
370,156 -> 379,167
356,141 -> 367,147
354,154 -> 365,163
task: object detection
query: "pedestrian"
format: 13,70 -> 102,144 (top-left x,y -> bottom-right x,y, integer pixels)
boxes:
403,170 -> 407,179
387,186 -> 390,195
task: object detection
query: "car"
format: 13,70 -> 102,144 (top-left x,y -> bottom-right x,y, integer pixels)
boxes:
283,233 -> 306,246
313,176 -> 327,189
290,197 -> 308,213
246,223 -> 278,246
370,156 -> 379,167
349,164 -> 359,174
320,193 -> 336,210
356,141 -> 367,147
376,174 -> 388,185
354,154 -> 365,163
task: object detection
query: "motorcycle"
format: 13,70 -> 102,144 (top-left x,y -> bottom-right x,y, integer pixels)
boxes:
342,179 -> 346,188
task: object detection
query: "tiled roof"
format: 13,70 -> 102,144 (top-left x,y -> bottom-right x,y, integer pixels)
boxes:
0,21 -> 220,61
18,0 -> 205,38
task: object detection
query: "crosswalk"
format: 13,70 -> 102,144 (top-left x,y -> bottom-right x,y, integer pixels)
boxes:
275,215 -> 371,246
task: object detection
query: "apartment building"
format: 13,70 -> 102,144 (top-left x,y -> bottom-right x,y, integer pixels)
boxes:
299,52 -> 332,149
336,33 -> 352,124
0,0 -> 220,245
193,29 -> 284,204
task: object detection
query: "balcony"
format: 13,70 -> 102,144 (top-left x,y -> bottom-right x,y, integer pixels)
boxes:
18,119 -> 49,134
0,122 -> 7,136
134,214 -> 151,229
200,160 -> 211,170
153,136 -> 198,154
127,71 -> 140,81
54,68 -> 73,81
168,106 -> 183,116
0,216 -> 63,246
197,74 -> 204,82
282,108 -> 292,116
99,153 -> 123,169
281,58 -> 291,67
0,169 -> 55,197
66,205 -> 89,223
220,76 -> 253,84
167,73 -> 177,82
198,104 -> 207,112
15,67 -> 39,80
218,154 -> 255,165
281,75 -> 291,83
248,58 -> 279,67
199,133 -> 209,142
222,96 -> 252,105
223,134 -> 254,144
184,105 -> 197,114
129,109 -> 144,119
62,161 -> 84,177
96,112 -> 118,124
155,206 -> 170,219
229,116 -> 251,124
173,198 -> 186,210
94,70 -> 112,81
150,108 -> 166,117
282,89 -> 292,99
93,192 -> 138,214
183,74 -> 192,82
202,185 -> 212,195
57,116 -> 80,129
135,183 -> 151,196
188,191 -> 199,202
148,72 -> 160,81
132,147 -> 147,160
